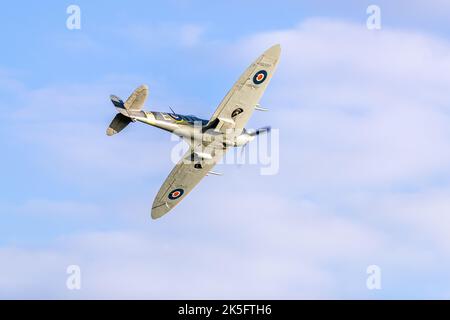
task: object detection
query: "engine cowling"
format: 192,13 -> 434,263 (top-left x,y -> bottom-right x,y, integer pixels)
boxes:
234,133 -> 255,147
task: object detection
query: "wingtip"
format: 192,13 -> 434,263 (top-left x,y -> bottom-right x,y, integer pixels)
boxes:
264,44 -> 281,58
151,211 -> 165,220
151,206 -> 168,220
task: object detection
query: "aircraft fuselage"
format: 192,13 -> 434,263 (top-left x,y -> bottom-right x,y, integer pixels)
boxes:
116,107 -> 253,147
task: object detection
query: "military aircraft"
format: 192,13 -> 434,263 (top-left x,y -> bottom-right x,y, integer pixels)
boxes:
106,44 -> 281,219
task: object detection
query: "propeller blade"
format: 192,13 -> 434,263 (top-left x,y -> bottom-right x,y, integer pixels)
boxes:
238,126 -> 271,167
250,126 -> 271,137
238,142 -> 249,166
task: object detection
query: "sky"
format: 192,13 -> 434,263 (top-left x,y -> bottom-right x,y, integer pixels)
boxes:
1,0 -> 450,299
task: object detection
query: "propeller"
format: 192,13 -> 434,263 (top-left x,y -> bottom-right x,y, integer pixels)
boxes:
250,126 -> 271,137
239,126 -> 271,166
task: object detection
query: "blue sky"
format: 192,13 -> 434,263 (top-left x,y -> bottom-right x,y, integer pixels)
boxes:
2,0 -> 450,298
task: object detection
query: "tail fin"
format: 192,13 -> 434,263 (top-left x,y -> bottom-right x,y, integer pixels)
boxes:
106,85 -> 149,136
124,84 -> 148,111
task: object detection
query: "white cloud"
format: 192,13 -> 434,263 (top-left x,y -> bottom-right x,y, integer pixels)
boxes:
119,23 -> 205,50
227,18 -> 450,189
180,24 -> 205,47
0,191 -> 380,299
3,17 -> 450,299
0,199 -> 104,223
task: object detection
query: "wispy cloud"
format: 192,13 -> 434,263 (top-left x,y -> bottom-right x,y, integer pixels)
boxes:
118,23 -> 206,50
3,16 -> 450,299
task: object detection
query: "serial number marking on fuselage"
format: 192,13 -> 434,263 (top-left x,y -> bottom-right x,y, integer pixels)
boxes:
257,62 -> 272,67
245,83 -> 260,89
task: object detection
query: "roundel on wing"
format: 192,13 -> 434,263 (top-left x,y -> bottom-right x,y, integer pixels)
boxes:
253,70 -> 268,85
231,108 -> 243,118
168,188 -> 184,200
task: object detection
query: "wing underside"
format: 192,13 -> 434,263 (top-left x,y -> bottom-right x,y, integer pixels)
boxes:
207,44 -> 281,134
151,44 -> 281,219
151,146 -> 226,219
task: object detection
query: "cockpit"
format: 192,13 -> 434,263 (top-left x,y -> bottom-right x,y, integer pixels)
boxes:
152,111 -> 208,126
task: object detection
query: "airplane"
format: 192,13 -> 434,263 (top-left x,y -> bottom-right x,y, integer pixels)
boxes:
106,44 -> 281,219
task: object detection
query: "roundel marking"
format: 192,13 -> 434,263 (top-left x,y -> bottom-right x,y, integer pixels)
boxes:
253,70 -> 268,85
231,108 -> 244,118
168,188 -> 184,200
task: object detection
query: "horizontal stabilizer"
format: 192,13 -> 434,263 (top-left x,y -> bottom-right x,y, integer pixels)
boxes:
106,113 -> 131,136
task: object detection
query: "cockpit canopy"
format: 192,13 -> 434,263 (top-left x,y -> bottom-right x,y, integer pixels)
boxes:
152,111 -> 208,125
